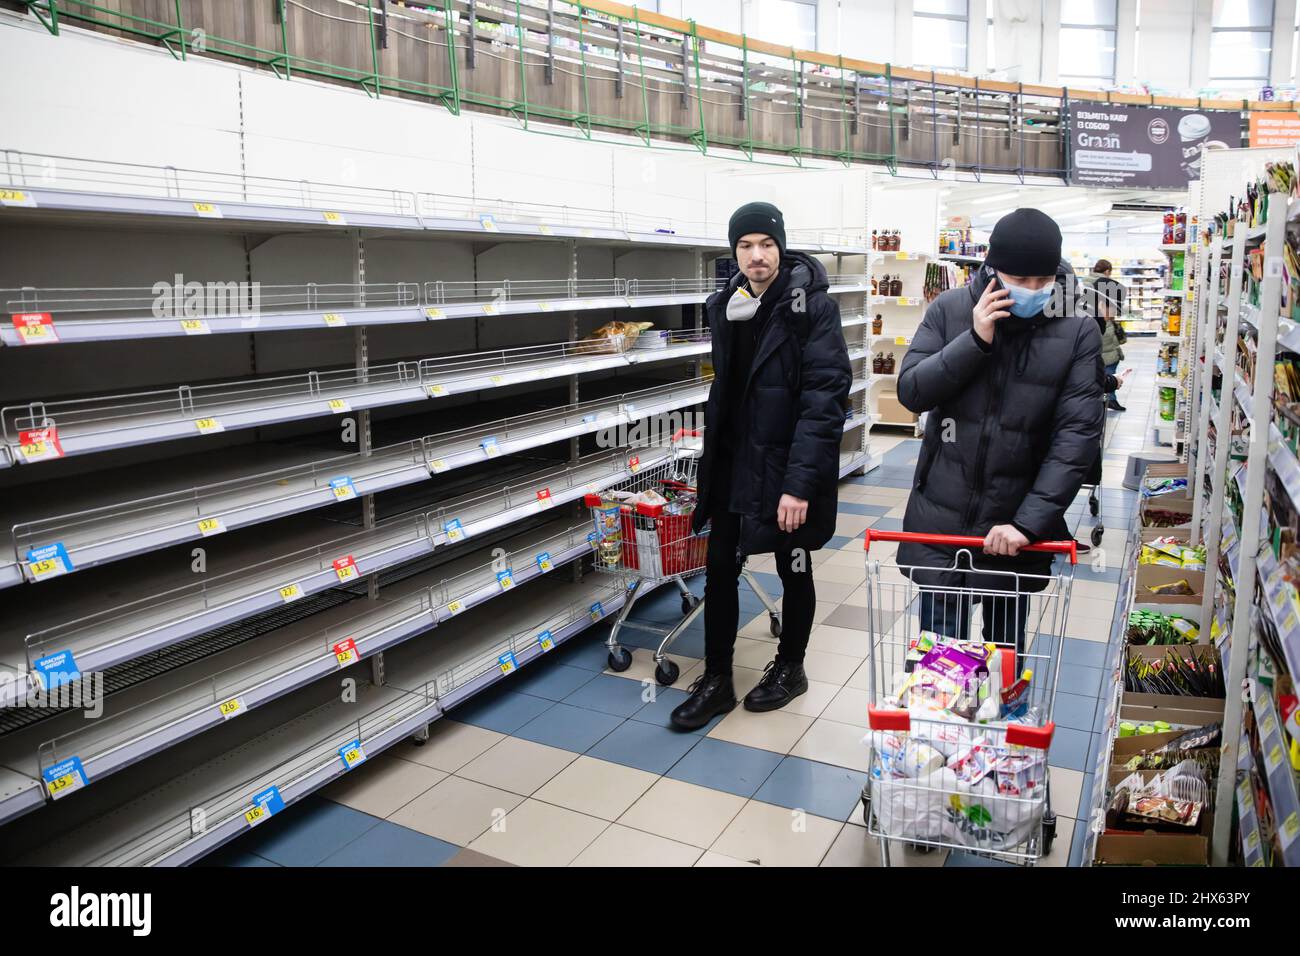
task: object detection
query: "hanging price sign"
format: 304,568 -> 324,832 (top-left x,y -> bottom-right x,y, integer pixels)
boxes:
42,757 -> 87,800
12,312 -> 58,344
496,569 -> 515,591
18,426 -> 64,463
333,638 -> 359,668
537,629 -> 555,652
444,517 -> 466,542
536,551 -> 554,572
498,651 -> 519,675
333,555 -> 360,583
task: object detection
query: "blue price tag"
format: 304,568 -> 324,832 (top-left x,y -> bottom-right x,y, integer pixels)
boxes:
481,436 -> 500,458
581,413 -> 596,423
444,517 -> 466,542
479,214 -> 499,232
537,629 -> 554,652
338,740 -> 366,770
590,601 -> 604,620
498,651 -> 519,675
587,531 -> 599,549
329,476 -> 358,500
536,551 -> 553,572
26,541 -> 73,581
496,568 -> 515,590
247,785 -> 285,826
42,755 -> 87,800
32,649 -> 81,691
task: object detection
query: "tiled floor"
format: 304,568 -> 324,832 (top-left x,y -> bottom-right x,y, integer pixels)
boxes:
210,344 -> 1158,867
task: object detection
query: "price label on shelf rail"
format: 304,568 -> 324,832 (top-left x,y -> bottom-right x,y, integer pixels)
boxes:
539,224 -> 553,236
429,458 -> 449,474
590,601 -> 604,621
329,476 -> 358,501
12,312 -> 58,344
194,417 -> 224,435
180,318 -> 211,335
538,302 -> 553,312
1266,741 -> 1286,772
197,517 -> 226,537
536,551 -> 553,573
425,307 -> 445,320
496,569 -> 515,591
1282,812 -> 1300,848
428,383 -> 448,397
244,785 -> 284,827
535,487 -> 554,510
0,189 -> 36,207
42,757 -> 87,801
333,555 -> 360,583
279,583 -> 304,603
446,598 -> 465,616
628,455 -> 640,473
323,313 -> 347,328
587,531 -> 599,550
895,297 -> 910,307
31,650 -> 80,691
327,398 -> 351,414
1260,710 -> 1280,741
489,374 -> 506,386
498,651 -> 518,675
444,517 -> 466,542
26,542 -> 73,581
322,211 -> 346,225
18,426 -> 64,463
479,214 -> 499,232
481,436 -> 501,458
894,336 -> 908,346
218,696 -> 245,720
192,201 -> 223,218
896,251 -> 909,260
537,629 -> 554,652
481,302 -> 500,316
338,740 -> 366,770
333,638 -> 359,668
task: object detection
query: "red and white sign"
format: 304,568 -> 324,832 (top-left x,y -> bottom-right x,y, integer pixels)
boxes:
536,487 -> 554,509
333,555 -> 359,583
18,426 -> 64,463
11,312 -> 58,345
628,455 -> 640,473
333,638 -> 359,668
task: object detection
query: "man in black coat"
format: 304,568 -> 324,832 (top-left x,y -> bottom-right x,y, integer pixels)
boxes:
896,208 -> 1103,651
671,201 -> 852,731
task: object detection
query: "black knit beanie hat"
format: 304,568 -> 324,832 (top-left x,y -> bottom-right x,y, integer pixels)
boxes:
729,202 -> 786,256
984,208 -> 1062,277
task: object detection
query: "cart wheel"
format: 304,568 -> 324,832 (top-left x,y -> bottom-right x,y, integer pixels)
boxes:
860,789 -> 872,827
1042,811 -> 1058,856
769,615 -> 782,638
1090,524 -> 1104,547
1089,494 -> 1100,516
654,660 -> 680,686
680,594 -> 699,614
607,647 -> 633,672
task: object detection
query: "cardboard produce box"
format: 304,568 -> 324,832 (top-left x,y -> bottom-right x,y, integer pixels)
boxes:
1094,827 -> 1211,866
1132,566 -> 1204,614
1139,493 -> 1194,529
876,392 -> 917,427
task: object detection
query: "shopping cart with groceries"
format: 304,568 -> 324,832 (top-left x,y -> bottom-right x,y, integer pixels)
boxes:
584,428 -> 782,687
857,529 -> 1077,865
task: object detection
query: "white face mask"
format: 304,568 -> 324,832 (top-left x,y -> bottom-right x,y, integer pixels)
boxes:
726,285 -> 761,322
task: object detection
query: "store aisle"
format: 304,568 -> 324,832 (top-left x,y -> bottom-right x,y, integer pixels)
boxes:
205,346 -> 1155,868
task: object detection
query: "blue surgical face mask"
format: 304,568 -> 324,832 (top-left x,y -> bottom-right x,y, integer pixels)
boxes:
1003,281 -> 1054,318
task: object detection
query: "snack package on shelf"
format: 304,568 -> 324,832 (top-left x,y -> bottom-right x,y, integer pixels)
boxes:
1124,646 -> 1224,695
1126,609 -> 1200,645
1139,537 -> 1205,570
576,320 -> 654,354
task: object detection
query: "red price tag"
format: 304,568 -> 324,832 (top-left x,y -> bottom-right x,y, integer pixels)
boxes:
536,488 -> 553,508
18,426 -> 64,463
333,555 -> 359,582
333,638 -> 359,668
628,455 -> 640,473
11,312 -> 58,345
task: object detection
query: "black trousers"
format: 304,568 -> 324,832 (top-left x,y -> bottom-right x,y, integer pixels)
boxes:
703,508 -> 817,674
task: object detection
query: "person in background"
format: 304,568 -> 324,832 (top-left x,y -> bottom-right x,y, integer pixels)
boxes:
896,208 -> 1104,652
1091,259 -> 1128,412
671,202 -> 852,731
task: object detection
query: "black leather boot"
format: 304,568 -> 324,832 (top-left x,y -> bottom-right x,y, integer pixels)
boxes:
670,671 -> 736,731
744,658 -> 809,712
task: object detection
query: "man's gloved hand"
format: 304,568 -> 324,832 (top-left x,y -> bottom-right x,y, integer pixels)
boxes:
983,523 -> 1030,557
777,494 -> 809,532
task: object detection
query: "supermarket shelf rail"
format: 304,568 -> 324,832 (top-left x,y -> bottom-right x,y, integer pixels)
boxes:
1,378 -> 711,588
0,149 -> 868,256
0,332 -> 711,464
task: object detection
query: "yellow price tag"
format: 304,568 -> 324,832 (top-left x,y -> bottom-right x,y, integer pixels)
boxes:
538,302 -> 553,312
195,418 -> 223,434
197,518 -> 225,536
192,201 -> 221,217
327,399 -> 350,413
341,746 -> 365,768
428,384 -> 448,397
447,599 -> 464,615
1268,742 -> 1285,770
0,189 -> 31,204
279,583 -> 303,602
1246,828 -> 1261,850
429,458 -> 449,473
29,558 -> 62,579
1261,712 -> 1279,739
896,251 -> 909,260
894,336 -> 908,346
244,805 -> 267,826
180,319 -> 209,334
1283,610 -> 1297,633
490,374 -> 506,385
425,307 -> 445,320
539,635 -> 554,651
20,440 -> 49,461
335,562 -> 358,582
539,224 -> 553,235
498,573 -> 514,590
323,313 -> 346,327
16,322 -> 53,342
538,557 -> 553,572
46,773 -> 76,796
218,697 -> 243,719
482,303 -> 499,315
1283,812 -> 1300,844
332,484 -> 355,501
322,211 -> 345,224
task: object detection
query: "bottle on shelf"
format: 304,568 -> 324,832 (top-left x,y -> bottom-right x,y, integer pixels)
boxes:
884,353 -> 896,374
890,274 -> 904,296
891,230 -> 901,252
872,314 -> 883,335
871,229 -> 878,251
872,353 -> 884,374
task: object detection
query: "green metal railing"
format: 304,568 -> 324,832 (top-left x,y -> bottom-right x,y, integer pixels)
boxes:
17,0 -> 1060,177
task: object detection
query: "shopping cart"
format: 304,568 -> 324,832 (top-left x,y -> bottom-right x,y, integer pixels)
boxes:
857,529 -> 1077,865
584,429 -> 782,686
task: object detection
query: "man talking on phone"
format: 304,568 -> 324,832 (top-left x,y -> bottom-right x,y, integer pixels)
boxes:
895,208 -> 1103,650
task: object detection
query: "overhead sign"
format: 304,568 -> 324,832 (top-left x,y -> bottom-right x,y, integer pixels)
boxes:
1070,105 -> 1239,188
1249,111 -> 1300,147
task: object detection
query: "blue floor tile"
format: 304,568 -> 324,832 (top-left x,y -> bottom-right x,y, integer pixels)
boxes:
586,717 -> 702,774
448,688 -> 555,735
563,672 -> 653,718
824,535 -> 855,550
753,756 -> 870,821
837,502 -> 893,516
318,820 -> 461,867
236,796 -> 381,867
850,476 -> 915,488
1049,726 -> 1093,772
1053,691 -> 1098,732
513,701 -> 625,752
1061,638 -> 1107,669
1058,663 -> 1102,697
1079,772 -> 1097,819
553,631 -> 618,671
868,516 -> 905,531
1068,816 -> 1090,867
1086,731 -> 1105,768
631,686 -> 727,735
666,736 -> 784,799
200,847 -> 280,867
510,662 -> 598,702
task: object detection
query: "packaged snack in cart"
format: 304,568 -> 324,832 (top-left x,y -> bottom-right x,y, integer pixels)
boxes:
947,736 -> 996,785
904,631 -> 940,672
994,752 -> 1046,797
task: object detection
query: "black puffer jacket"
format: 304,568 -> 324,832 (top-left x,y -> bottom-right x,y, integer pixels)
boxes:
691,251 -> 852,557
897,262 -> 1104,589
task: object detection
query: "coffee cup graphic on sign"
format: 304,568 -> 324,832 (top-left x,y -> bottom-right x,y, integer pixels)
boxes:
1177,114 -> 1226,181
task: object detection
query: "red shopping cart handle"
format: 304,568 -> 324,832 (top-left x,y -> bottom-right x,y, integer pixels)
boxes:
1006,721 -> 1055,750
862,529 -> 1077,565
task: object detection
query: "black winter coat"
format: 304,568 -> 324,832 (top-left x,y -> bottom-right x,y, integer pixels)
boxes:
897,264 -> 1104,589
690,251 -> 852,557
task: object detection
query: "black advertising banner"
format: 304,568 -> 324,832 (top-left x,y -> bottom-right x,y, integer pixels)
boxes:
1070,105 -> 1240,188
